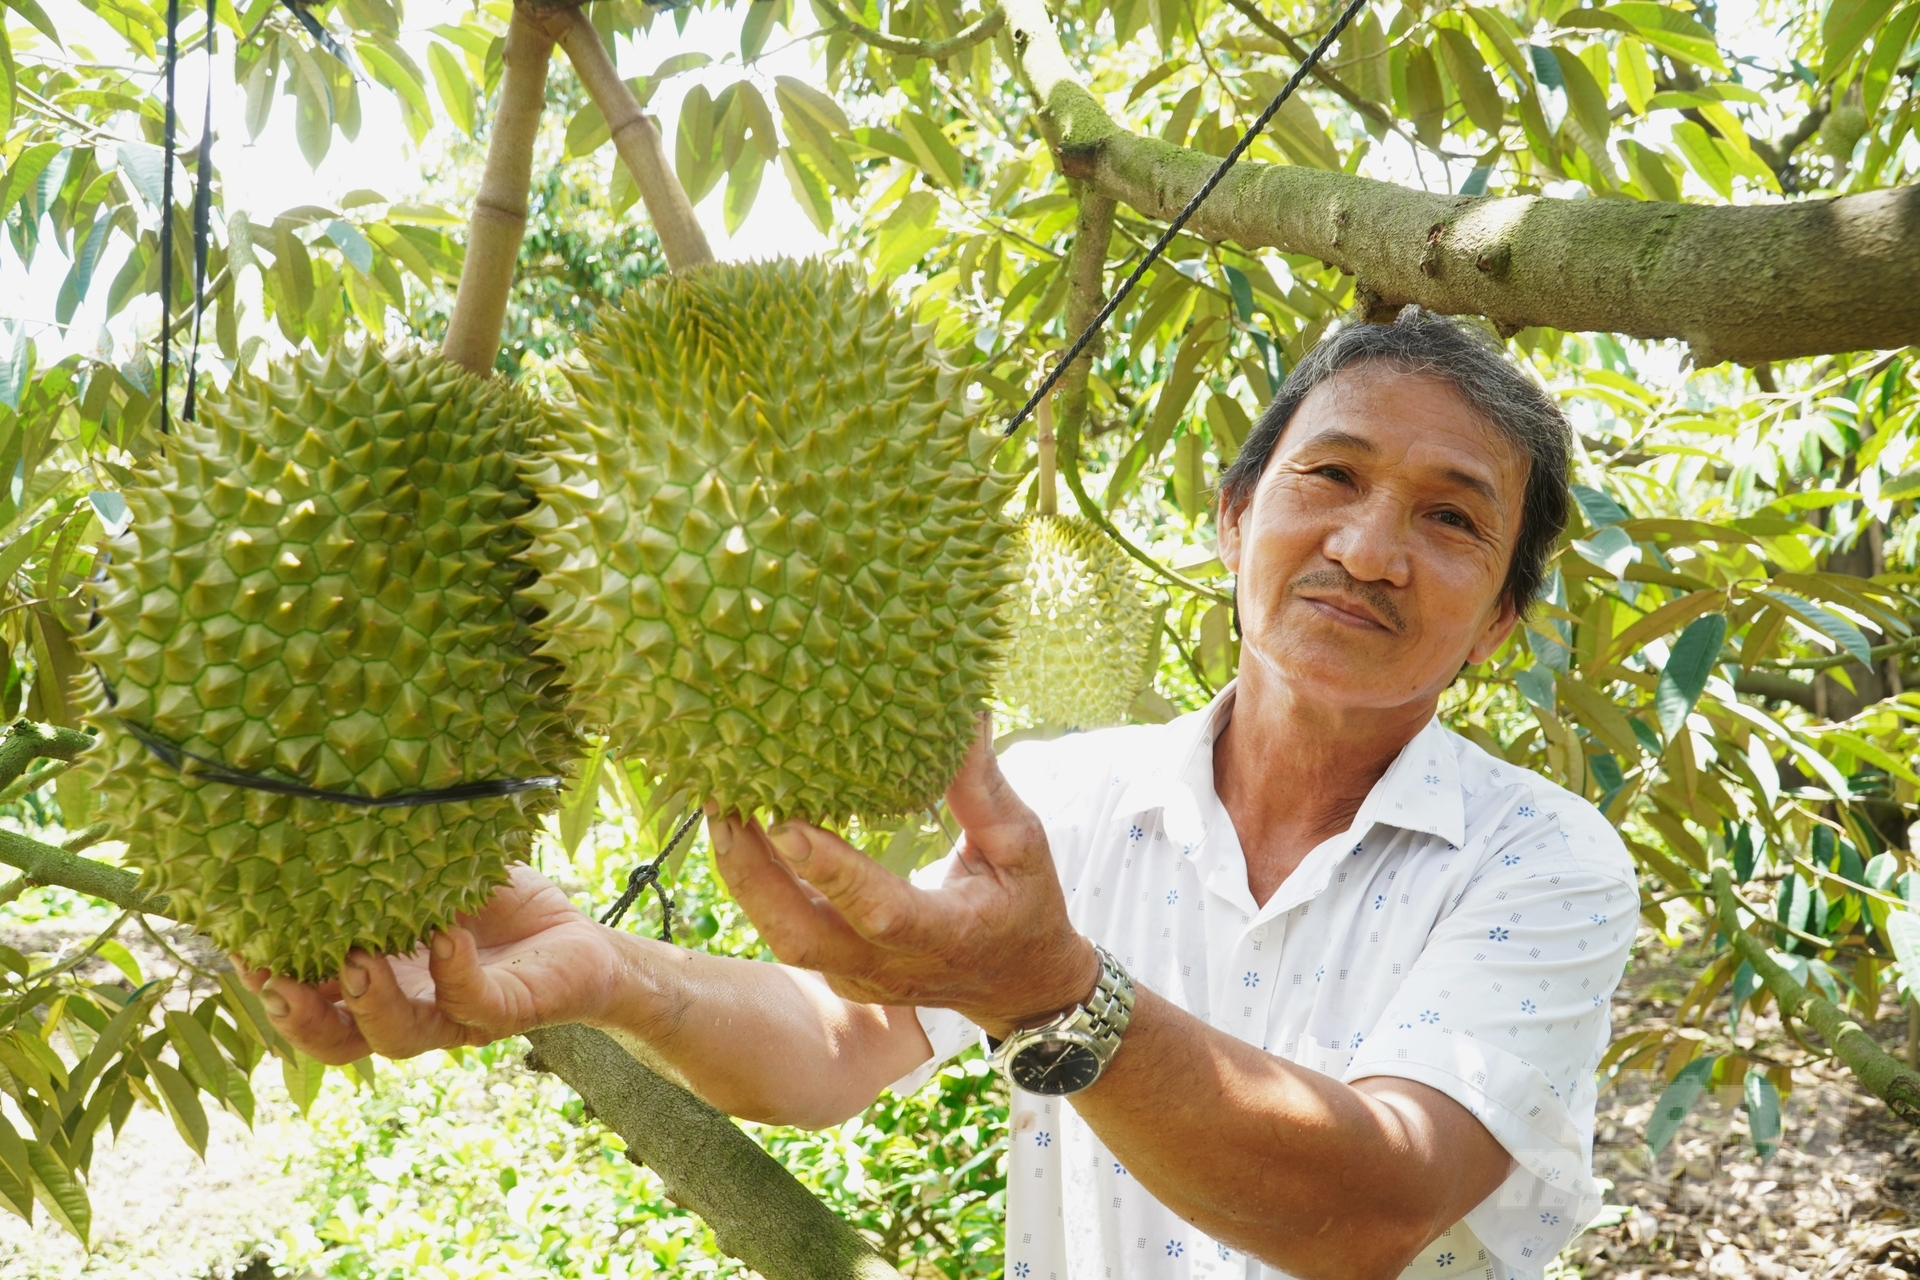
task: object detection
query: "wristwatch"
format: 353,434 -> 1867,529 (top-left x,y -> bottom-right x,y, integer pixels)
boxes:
989,945 -> 1135,1096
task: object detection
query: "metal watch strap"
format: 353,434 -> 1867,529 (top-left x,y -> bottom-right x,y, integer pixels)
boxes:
989,945 -> 1135,1090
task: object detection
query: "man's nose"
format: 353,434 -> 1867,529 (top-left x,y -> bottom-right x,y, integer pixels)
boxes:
1321,494 -> 1413,587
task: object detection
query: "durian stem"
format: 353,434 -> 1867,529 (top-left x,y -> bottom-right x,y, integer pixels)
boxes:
441,10 -> 554,375
1053,194 -> 1231,605
524,1024 -> 903,1280
1035,390 -> 1057,516
542,5 -> 716,272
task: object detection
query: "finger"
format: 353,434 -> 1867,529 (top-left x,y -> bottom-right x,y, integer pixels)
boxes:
260,974 -> 369,1066
766,820 -> 939,950
714,816 -> 882,970
944,715 -> 1050,873
425,926 -> 526,1032
229,956 -> 271,994
339,950 -> 463,1058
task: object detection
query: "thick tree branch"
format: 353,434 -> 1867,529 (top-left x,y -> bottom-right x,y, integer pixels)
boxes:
443,11 -> 554,372
525,1025 -> 902,1279
536,4 -> 716,272
0,828 -> 166,914
1219,0 -> 1393,130
822,0 -> 1005,59
1713,866 -> 1920,1126
1000,0 -> 1920,364
0,720 -> 94,791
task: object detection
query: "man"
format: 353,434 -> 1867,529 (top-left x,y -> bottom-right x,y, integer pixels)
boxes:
249,309 -> 1636,1280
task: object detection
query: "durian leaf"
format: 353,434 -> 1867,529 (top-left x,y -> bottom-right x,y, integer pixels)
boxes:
565,102 -> 610,158
736,81 -> 780,161
281,1051 -> 327,1119
147,1058 -> 209,1158
675,84 -> 723,204
1437,26 -> 1504,134
557,741 -> 607,858
774,75 -> 850,136
425,41 -> 474,138
1172,430 -> 1207,521
0,1113 -> 31,1226
27,1141 -> 87,1243
723,148 -> 765,234
780,148 -> 834,233
873,190 -> 942,277
899,109 -> 965,189
163,1012 -> 229,1100
216,974 -> 294,1058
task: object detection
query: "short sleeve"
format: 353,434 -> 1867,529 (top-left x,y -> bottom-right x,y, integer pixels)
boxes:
1341,809 -> 1636,1271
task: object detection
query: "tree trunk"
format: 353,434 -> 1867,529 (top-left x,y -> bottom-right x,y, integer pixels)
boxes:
999,0 -> 1920,365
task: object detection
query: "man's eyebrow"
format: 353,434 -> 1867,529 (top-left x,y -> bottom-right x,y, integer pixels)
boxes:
1441,467 -> 1501,506
1297,428 -> 1504,506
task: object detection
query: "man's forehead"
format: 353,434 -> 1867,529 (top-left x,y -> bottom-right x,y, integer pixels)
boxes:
1284,371 -> 1526,498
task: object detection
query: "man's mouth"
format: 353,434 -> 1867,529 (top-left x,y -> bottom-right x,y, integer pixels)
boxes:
1298,593 -> 1397,633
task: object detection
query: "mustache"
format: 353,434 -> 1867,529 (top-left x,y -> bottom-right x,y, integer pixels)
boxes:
1287,568 -> 1407,634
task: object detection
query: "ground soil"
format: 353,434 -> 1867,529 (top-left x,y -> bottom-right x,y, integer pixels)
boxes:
2,916 -> 1915,1279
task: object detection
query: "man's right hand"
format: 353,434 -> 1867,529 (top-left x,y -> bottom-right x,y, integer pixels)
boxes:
235,864 -> 621,1064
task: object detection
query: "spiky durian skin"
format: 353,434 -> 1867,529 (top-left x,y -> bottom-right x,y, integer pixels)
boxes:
526,261 -> 1015,823
79,343 -> 579,981
998,515 -> 1160,730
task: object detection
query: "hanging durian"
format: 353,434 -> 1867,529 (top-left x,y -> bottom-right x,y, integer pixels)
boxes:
79,342 -> 579,981
998,514 -> 1160,730
526,260 -> 1016,823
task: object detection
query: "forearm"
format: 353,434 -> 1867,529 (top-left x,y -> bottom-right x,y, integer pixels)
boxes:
593,931 -> 931,1128
1069,988 -> 1502,1279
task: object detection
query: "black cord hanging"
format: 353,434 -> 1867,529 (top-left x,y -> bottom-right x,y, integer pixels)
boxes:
1004,0 -> 1371,437
601,810 -> 705,942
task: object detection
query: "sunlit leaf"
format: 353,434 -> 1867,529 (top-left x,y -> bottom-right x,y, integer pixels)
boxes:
1743,1069 -> 1781,1159
1655,613 -> 1726,740
1646,1054 -> 1715,1154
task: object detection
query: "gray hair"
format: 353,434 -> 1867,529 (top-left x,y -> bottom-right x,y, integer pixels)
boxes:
1217,307 -> 1571,617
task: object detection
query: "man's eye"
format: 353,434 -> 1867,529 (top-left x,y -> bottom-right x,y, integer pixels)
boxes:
1314,465 -> 1350,484
1435,510 -> 1475,531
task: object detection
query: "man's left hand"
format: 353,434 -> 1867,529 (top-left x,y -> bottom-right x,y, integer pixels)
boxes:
711,718 -> 1097,1038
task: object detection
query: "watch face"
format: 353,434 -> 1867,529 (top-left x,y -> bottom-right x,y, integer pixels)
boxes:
1009,1036 -> 1102,1095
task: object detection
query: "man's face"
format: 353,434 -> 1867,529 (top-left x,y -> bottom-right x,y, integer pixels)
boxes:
1218,365 -> 1529,715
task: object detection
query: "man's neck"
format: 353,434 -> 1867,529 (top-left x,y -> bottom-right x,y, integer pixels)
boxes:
1212,665 -> 1440,907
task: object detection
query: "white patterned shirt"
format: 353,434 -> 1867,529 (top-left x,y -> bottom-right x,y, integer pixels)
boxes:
891,683 -> 1637,1280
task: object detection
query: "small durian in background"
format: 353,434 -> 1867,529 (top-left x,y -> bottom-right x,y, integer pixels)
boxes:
80,342 -> 580,981
998,514 -> 1161,731
525,260 -> 1016,825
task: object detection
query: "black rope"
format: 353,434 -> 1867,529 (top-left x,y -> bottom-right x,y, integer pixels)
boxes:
184,0 -> 216,422
600,809 -> 704,942
158,0 -> 181,434
117,717 -> 563,808
1004,0 -> 1370,437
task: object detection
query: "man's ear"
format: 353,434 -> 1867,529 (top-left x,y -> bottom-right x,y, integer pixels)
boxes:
1218,492 -> 1245,576
1465,592 -> 1522,666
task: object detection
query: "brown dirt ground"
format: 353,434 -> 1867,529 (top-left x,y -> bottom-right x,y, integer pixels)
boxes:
1569,932 -> 1919,1280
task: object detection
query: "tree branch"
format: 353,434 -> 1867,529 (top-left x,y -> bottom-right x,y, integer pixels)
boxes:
524,1025 -> 903,1279
0,828 -> 166,914
999,0 -> 1920,364
0,720 -> 94,791
537,4 -> 716,272
442,10 -> 554,373
1712,865 -> 1920,1127
1219,0 -> 1393,130
821,0 -> 1005,60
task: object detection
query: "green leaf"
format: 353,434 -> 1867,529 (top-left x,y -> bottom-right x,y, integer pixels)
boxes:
780,148 -> 834,233
1616,36 -> 1654,113
5,0 -> 61,45
0,1113 -> 31,1224
1406,45 -> 1445,148
1760,590 -> 1873,665
565,102 -> 610,158
1438,28 -> 1505,134
164,1011 -> 229,1098
872,190 -> 942,277
1863,4 -> 1920,115
722,150 -> 765,237
1646,1054 -> 1715,1154
676,85 -> 723,205
1551,47 -> 1612,150
148,1058 -> 209,1157
1172,430 -> 1207,520
1670,119 -> 1733,198
27,1142 -> 88,1243
1743,1069 -> 1781,1158
1655,612 -> 1727,740
1619,138 -> 1682,201
1820,0 -> 1900,80
774,75 -> 850,136
1885,910 -> 1920,993
1605,2 -> 1727,71
741,0 -> 780,61
287,44 -> 336,166
92,938 -> 143,986
899,110 -> 966,189
426,42 -> 475,138
324,219 -> 373,275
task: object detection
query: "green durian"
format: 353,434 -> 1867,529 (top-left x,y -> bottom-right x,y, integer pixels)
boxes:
998,515 -> 1160,730
526,260 -> 1015,823
79,342 -> 579,981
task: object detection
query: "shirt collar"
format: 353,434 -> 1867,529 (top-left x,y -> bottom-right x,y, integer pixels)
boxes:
1109,682 -> 1466,852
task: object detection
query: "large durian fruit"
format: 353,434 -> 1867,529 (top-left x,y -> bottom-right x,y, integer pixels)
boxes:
998,515 -> 1160,730
526,260 -> 1015,823
80,342 -> 579,980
